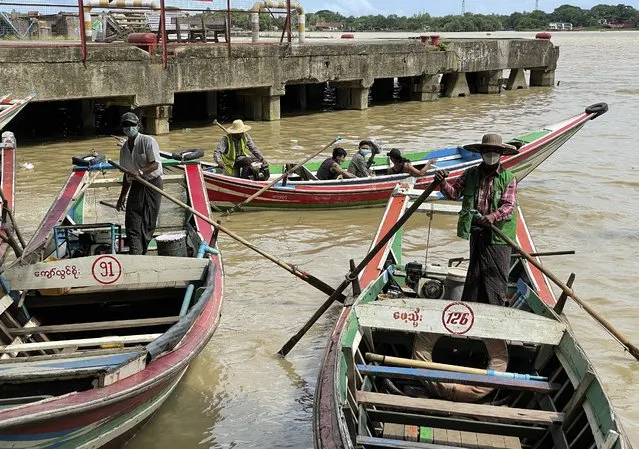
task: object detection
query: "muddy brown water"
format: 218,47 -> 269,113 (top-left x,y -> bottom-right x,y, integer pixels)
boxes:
12,31 -> 639,447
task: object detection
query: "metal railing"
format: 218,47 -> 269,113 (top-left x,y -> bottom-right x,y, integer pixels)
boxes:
0,0 -> 301,67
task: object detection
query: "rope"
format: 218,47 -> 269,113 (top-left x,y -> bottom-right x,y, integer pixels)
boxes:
423,210 -> 433,267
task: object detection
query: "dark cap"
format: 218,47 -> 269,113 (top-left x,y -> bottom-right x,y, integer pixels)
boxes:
120,112 -> 139,126
387,148 -> 402,160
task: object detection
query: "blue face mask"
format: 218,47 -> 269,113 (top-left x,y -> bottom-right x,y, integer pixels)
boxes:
360,149 -> 371,156
123,126 -> 138,138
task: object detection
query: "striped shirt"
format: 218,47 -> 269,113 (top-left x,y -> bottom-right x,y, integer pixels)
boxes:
440,166 -> 517,222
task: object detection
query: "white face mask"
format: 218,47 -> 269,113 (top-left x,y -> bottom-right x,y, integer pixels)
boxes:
482,151 -> 500,166
123,126 -> 138,138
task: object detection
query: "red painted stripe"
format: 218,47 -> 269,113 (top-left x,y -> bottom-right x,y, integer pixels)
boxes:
23,171 -> 86,254
185,164 -> 214,243
1,145 -> 15,211
358,194 -> 407,289
515,206 -> 555,305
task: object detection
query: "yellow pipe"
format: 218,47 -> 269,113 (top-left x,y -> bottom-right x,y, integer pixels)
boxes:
250,1 -> 305,43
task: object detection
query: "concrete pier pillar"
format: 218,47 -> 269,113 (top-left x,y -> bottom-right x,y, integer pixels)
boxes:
506,69 -> 528,90
238,87 -> 282,121
307,83 -> 325,108
530,69 -> 555,87
441,72 -> 470,98
141,105 -> 171,135
81,99 -> 96,135
476,70 -> 503,94
397,77 -> 413,100
205,91 -> 217,120
261,94 -> 281,121
371,78 -> 395,103
335,80 -> 371,110
412,74 -> 440,101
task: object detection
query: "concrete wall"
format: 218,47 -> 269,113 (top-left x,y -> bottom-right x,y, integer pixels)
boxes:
0,38 -> 558,132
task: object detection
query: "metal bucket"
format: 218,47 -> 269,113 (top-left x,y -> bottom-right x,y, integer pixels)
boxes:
155,232 -> 188,257
444,267 -> 467,301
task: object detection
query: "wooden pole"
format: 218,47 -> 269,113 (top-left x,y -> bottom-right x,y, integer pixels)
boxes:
0,189 -> 25,248
490,223 -> 639,361
225,137 -> 340,214
365,353 -> 547,381
107,160 -> 343,301
553,273 -> 575,315
277,181 -> 440,357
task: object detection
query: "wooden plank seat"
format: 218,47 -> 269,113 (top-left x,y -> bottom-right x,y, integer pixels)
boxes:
0,350 -> 143,381
357,365 -> 561,394
357,435 -> 521,449
0,334 -> 161,354
354,298 -> 566,346
367,409 -> 547,440
4,255 -> 207,291
7,316 -> 180,336
357,391 -> 564,425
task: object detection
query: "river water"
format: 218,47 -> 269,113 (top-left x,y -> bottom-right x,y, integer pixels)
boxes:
12,31 -> 639,447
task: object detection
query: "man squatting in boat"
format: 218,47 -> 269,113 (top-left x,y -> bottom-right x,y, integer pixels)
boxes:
434,133 -> 519,306
317,147 -> 357,180
116,112 -> 164,255
214,119 -> 268,179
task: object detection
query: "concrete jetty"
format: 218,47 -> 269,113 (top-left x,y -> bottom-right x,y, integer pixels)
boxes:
0,38 -> 558,134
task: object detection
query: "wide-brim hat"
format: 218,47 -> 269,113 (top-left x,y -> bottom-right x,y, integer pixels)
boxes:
227,119 -> 251,134
120,112 -> 139,126
462,133 -> 518,156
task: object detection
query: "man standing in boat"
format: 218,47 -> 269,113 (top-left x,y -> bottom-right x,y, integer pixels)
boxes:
347,140 -> 380,177
317,147 -> 357,180
115,112 -> 163,255
434,133 -> 519,306
214,119 -> 266,178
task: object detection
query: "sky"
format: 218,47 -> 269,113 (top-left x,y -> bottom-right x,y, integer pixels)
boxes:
308,0 -> 638,17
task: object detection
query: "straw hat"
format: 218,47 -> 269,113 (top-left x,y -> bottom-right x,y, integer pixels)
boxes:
462,133 -> 518,156
226,119 -> 251,134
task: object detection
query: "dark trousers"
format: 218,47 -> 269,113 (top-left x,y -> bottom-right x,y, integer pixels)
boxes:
461,227 -> 512,306
125,176 -> 163,255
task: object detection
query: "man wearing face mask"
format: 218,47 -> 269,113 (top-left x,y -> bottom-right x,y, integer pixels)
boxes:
434,133 -> 519,306
116,112 -> 163,255
347,140 -> 380,177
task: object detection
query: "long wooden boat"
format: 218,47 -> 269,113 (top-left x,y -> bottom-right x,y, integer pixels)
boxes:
0,94 -> 35,131
0,156 -> 223,447
185,102 -> 607,210
314,186 -> 631,449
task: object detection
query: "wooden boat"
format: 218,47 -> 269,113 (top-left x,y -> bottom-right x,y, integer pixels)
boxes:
0,93 -> 35,131
314,186 -> 631,449
0,156 -> 223,447
183,103 -> 608,210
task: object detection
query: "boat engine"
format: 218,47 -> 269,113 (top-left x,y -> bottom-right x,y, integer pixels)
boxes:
404,261 -> 446,299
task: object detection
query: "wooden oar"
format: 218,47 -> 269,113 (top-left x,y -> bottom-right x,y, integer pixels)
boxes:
225,137 -> 341,215
277,180 -> 440,357
366,353 -> 547,381
107,160 -> 343,301
490,223 -> 639,361
0,188 -> 25,249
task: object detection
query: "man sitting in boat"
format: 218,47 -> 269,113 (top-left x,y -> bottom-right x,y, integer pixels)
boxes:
347,140 -> 380,177
115,112 -> 163,255
434,133 -> 519,306
214,119 -> 267,179
317,147 -> 356,180
387,148 -> 436,177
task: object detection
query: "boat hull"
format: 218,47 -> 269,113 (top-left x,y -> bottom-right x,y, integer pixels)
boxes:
196,107 -> 598,211
0,163 -> 224,448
